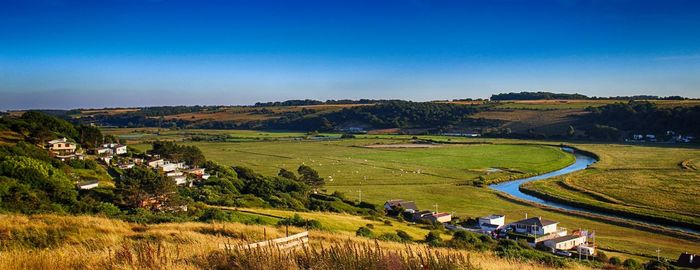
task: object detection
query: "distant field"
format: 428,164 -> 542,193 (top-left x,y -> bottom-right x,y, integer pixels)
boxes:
488,99 -> 700,110
523,143 -> 700,228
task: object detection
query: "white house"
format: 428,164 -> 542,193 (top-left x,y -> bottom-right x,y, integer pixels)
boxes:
47,137 -> 77,155
172,175 -> 188,186
160,162 -> 179,173
95,147 -> 113,156
119,163 -> 135,169
148,159 -> 165,168
103,143 -> 127,155
509,217 -> 562,236
544,235 -> 587,251
479,214 -> 505,232
426,212 -> 452,223
77,180 -> 99,190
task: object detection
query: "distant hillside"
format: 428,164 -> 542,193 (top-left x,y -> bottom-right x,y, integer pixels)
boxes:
10,96 -> 699,142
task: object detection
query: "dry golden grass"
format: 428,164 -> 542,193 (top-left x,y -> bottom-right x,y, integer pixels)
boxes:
0,214 -> 591,270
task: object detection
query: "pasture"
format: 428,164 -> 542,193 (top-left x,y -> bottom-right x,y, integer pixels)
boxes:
523,143 -> 700,228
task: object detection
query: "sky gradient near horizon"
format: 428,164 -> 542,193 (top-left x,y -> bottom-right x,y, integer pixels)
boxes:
1,0 -> 700,109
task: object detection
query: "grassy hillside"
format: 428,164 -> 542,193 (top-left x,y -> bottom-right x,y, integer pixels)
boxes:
0,213 -> 593,270
522,143 -> 700,229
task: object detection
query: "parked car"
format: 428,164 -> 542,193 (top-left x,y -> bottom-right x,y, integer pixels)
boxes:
554,250 -> 572,257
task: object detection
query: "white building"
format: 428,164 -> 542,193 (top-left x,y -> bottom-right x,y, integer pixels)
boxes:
103,143 -> 128,155
77,180 -> 99,190
479,214 -> 505,232
148,159 -> 165,168
544,235 -> 587,250
509,217 -> 562,236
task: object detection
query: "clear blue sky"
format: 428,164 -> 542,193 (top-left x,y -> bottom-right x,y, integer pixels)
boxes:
1,0 -> 699,109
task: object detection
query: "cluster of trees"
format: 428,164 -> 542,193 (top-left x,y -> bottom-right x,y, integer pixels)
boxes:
491,92 -> 589,100
490,91 -> 692,101
150,141 -> 206,166
255,100 -> 493,131
578,101 -> 700,140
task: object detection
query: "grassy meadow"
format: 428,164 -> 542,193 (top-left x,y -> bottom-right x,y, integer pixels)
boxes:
103,129 -> 700,259
523,143 -> 700,228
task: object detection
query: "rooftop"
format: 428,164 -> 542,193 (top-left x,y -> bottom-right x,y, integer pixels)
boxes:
546,234 -> 586,243
512,217 -> 558,227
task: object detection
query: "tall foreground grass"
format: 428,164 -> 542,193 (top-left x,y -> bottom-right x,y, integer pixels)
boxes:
0,214 -> 589,270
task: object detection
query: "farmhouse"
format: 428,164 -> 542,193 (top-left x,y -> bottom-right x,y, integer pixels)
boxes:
76,180 -> 99,190
384,199 -> 418,213
47,138 -> 79,159
478,214 -> 505,232
425,212 -> 452,223
94,147 -> 113,156
147,159 -> 165,168
102,143 -> 127,155
543,235 -> 587,250
509,217 -> 561,236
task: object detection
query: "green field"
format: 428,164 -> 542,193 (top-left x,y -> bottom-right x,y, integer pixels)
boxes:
103,129 -> 700,258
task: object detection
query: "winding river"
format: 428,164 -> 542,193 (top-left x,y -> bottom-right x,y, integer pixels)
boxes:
489,147 -> 699,235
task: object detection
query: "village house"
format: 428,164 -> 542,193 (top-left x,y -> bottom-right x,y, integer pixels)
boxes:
478,214 -> 505,232
147,159 -> 165,168
47,138 -> 82,160
543,235 -> 587,251
76,180 -> 99,190
384,199 -> 419,213
94,147 -> 113,156
425,212 -> 452,223
119,163 -> 135,169
509,217 -> 562,236
102,143 -> 127,155
412,210 -> 434,221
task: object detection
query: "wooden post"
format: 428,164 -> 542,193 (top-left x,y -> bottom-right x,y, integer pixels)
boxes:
264,227 -> 267,240
286,224 -> 289,237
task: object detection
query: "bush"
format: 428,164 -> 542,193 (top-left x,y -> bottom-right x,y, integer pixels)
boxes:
277,214 -> 322,229
365,223 -> 374,229
623,258 -> 641,270
425,231 -> 441,246
396,230 -> 412,242
356,226 -> 373,238
376,233 -> 402,242
383,220 -> 392,226
609,257 -> 622,266
596,250 -> 608,262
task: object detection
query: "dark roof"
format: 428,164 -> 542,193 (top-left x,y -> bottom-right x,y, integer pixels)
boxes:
397,201 -> 418,210
512,217 -> 558,227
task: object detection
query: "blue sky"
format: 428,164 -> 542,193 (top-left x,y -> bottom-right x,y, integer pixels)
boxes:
1,0 -> 699,109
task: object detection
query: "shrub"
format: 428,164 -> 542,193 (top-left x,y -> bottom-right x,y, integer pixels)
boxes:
425,231 -> 441,246
383,220 -> 392,226
396,230 -> 412,242
609,256 -> 622,266
376,233 -> 402,242
277,214 -> 322,229
623,258 -> 641,270
356,226 -> 373,238
365,223 -> 374,229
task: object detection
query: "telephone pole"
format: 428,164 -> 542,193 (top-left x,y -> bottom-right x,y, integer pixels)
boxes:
357,189 -> 362,204
433,203 -> 439,213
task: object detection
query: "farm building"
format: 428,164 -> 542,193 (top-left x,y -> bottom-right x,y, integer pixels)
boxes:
384,199 -> 419,213
543,235 -> 587,250
425,212 -> 452,223
479,214 -> 505,232
102,143 -> 127,155
509,217 -> 561,236
76,180 -> 99,190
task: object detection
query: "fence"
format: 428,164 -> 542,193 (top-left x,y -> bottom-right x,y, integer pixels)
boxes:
220,231 -> 309,251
